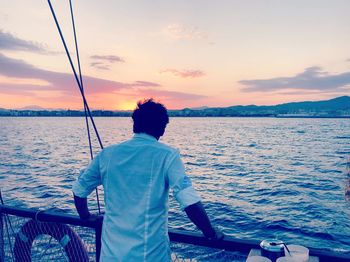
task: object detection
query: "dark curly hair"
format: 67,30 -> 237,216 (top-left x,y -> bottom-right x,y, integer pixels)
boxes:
132,99 -> 169,139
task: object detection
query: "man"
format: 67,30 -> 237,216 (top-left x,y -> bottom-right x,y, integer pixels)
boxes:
72,99 -> 223,261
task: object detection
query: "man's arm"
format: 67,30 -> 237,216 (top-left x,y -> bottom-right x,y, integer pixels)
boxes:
74,194 -> 91,220
72,153 -> 102,218
166,151 -> 223,240
185,201 -> 224,240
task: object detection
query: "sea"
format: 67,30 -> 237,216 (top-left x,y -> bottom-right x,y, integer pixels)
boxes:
0,117 -> 350,259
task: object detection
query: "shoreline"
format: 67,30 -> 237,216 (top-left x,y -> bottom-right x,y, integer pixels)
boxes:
0,115 -> 349,119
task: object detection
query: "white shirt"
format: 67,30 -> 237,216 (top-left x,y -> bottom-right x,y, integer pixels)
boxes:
72,133 -> 201,262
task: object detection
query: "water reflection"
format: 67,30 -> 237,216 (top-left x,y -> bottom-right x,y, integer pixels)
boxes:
0,117 -> 350,253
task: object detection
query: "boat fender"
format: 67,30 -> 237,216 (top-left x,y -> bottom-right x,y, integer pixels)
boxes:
13,219 -> 89,262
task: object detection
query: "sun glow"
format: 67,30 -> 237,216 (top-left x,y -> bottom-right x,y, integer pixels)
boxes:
117,101 -> 137,111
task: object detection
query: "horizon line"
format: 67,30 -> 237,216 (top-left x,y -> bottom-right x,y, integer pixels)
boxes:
2,95 -> 349,111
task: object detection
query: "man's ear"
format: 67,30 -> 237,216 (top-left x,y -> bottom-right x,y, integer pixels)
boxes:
160,126 -> 166,137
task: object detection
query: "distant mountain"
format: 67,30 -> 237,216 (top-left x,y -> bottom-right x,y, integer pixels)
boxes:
18,105 -> 47,110
170,96 -> 350,117
189,106 -> 209,110
18,105 -> 65,111
245,95 -> 347,111
272,95 -> 350,111
1,96 -> 349,117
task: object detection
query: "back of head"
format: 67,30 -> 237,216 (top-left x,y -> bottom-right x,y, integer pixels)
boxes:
132,99 -> 169,139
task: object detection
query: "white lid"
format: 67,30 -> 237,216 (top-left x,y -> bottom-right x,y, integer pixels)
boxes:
247,255 -> 272,262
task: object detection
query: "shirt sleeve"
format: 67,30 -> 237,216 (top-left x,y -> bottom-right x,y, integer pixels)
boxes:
72,153 -> 102,198
167,150 -> 201,210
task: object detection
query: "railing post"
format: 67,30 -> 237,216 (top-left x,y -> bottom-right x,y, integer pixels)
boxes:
95,216 -> 103,262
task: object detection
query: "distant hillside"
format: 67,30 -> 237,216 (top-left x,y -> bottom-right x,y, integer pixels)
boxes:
1,96 -> 349,117
18,105 -> 47,111
169,96 -> 350,117
189,106 -> 209,110
274,96 -> 350,112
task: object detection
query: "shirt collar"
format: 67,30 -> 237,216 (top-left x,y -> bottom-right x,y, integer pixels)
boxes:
133,133 -> 158,142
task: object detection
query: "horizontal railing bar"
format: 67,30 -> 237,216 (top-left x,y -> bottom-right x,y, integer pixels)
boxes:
169,228 -> 259,252
0,204 -> 96,228
1,204 -> 350,262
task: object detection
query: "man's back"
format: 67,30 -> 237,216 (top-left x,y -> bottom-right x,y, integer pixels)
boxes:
73,132 -> 200,261
100,133 -> 176,261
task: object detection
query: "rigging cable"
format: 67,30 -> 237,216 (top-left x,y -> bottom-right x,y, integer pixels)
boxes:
47,0 -> 102,213
47,0 -> 104,150
68,0 -> 101,213
68,0 -> 94,160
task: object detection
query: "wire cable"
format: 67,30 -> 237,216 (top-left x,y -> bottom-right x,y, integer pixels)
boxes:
68,0 -> 94,160
0,189 -> 4,205
47,0 -> 104,150
48,0 -> 102,213
68,0 -> 101,213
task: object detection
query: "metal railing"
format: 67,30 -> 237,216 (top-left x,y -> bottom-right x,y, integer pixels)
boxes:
0,205 -> 100,261
0,205 -> 247,262
1,204 -> 350,262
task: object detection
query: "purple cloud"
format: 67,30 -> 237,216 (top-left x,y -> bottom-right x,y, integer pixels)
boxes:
90,55 -> 125,63
0,53 -> 130,95
160,69 -> 206,78
90,62 -> 110,70
0,84 -> 47,96
0,29 -> 51,54
0,53 -> 206,104
90,55 -> 125,70
131,81 -> 161,87
239,66 -> 350,92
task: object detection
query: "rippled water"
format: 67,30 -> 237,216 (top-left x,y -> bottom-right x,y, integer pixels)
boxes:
1,117 -> 350,254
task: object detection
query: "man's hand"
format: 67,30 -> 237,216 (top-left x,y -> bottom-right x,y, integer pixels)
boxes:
184,201 -> 224,242
85,213 -> 104,224
74,194 -> 91,219
206,227 -> 224,241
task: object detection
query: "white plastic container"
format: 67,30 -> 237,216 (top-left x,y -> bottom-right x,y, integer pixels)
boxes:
246,255 -> 272,262
276,257 -> 297,262
284,244 -> 309,262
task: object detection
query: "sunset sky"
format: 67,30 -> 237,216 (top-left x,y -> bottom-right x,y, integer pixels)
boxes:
1,0 -> 349,110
